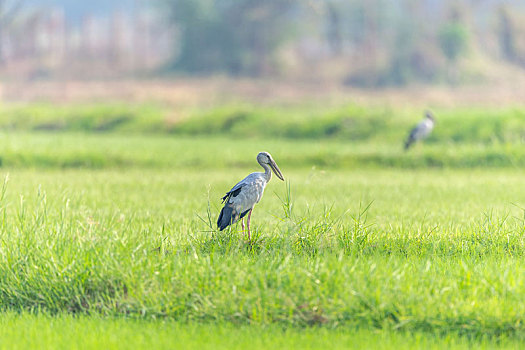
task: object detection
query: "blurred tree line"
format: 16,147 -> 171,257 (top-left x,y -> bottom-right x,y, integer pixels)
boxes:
160,0 -> 525,86
0,0 -> 25,63
161,0 -> 296,76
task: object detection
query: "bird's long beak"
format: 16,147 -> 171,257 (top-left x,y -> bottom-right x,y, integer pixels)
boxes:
270,159 -> 284,181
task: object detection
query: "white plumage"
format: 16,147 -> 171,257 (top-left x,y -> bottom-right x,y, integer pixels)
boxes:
405,111 -> 435,150
217,152 -> 284,240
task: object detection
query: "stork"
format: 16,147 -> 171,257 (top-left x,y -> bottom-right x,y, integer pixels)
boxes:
404,111 -> 435,150
217,152 -> 284,241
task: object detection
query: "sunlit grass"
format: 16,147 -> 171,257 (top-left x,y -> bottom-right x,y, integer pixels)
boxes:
0,103 -> 524,145
3,313 -> 522,350
0,102 -> 524,347
0,166 -> 524,338
0,132 -> 524,169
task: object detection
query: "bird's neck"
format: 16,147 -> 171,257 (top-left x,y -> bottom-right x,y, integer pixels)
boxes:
261,163 -> 272,182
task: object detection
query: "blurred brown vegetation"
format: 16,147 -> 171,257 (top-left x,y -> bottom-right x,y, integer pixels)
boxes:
1,0 -> 525,93
0,1 -> 171,79
158,0 -> 525,87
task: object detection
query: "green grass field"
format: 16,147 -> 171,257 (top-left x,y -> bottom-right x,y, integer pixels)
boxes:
1,103 -> 525,348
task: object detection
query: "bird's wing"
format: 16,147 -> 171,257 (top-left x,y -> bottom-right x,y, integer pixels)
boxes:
410,121 -> 427,138
221,182 -> 246,203
408,126 -> 418,138
406,124 -> 419,141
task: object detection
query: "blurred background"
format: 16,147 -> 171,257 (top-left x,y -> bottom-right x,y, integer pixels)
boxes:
0,0 -> 524,99
0,0 -> 524,172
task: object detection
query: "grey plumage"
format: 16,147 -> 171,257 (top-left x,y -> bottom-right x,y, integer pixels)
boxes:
217,185 -> 250,230
217,152 -> 284,240
405,111 -> 435,150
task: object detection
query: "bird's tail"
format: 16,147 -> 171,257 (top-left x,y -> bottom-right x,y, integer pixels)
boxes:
217,205 -> 236,231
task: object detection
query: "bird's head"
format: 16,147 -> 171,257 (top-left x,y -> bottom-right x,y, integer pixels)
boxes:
425,111 -> 435,122
257,152 -> 284,181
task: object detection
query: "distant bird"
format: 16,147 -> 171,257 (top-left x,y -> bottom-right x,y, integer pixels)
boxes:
217,152 -> 284,240
404,111 -> 435,150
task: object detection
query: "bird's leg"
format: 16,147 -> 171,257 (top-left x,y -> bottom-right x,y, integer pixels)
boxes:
241,218 -> 245,232
247,209 -> 253,241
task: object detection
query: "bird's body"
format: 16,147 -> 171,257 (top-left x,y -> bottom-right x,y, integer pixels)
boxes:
217,152 -> 284,240
404,111 -> 435,150
217,172 -> 269,230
